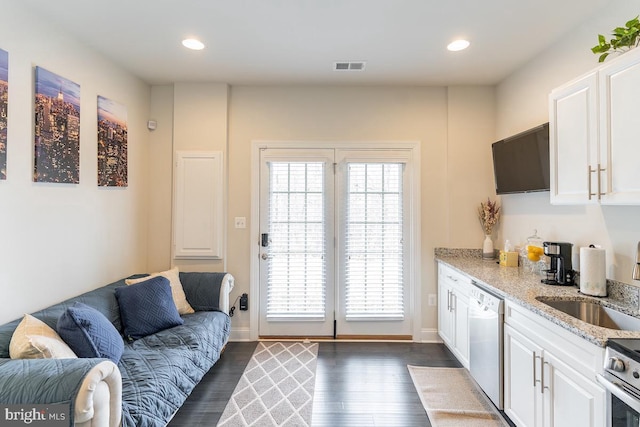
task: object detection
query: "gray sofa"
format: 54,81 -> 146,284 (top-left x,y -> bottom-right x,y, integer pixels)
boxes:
0,272 -> 234,427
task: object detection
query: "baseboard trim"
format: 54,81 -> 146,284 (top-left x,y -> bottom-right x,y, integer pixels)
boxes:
229,327 -> 252,342
336,335 -> 412,341
230,327 -> 443,343
419,328 -> 442,343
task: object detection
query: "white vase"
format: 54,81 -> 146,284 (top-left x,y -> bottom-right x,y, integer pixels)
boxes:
483,234 -> 494,259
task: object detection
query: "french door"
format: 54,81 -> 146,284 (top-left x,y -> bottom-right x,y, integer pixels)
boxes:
258,147 -> 413,338
258,149 -> 335,336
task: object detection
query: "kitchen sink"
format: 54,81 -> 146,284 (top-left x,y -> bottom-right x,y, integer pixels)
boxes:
535,297 -> 640,331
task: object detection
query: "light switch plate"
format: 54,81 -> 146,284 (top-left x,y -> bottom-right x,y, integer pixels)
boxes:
234,217 -> 246,229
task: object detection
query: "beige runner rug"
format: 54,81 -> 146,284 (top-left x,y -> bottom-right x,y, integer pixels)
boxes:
408,366 -> 509,427
217,342 -> 318,427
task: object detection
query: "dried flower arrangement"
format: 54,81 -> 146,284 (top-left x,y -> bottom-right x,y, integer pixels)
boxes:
478,198 -> 501,235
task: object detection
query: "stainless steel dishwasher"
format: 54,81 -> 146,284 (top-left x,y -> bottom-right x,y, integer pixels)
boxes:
469,282 -> 504,410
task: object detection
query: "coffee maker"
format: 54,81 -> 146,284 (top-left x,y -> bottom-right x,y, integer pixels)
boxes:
542,242 -> 575,286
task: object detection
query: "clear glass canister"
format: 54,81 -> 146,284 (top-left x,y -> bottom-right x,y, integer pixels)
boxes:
524,230 -> 545,274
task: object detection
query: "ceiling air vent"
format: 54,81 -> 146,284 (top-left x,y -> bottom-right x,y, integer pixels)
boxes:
334,61 -> 366,71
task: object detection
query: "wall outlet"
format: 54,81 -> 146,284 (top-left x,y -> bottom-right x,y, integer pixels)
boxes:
428,294 -> 437,306
234,217 -> 246,229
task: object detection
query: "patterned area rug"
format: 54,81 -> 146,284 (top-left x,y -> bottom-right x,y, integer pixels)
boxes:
217,342 -> 319,427
408,366 -> 510,427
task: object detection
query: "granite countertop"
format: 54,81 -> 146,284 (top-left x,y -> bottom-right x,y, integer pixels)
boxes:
435,250 -> 640,347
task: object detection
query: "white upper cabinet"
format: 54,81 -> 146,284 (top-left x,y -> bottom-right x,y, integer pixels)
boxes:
549,72 -> 599,204
550,48 -> 640,205
599,49 -> 640,204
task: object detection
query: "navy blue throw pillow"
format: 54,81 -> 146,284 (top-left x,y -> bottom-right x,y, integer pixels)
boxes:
57,302 -> 124,364
115,276 -> 184,341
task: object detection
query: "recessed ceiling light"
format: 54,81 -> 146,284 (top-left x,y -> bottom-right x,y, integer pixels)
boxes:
447,39 -> 470,52
182,38 -> 205,50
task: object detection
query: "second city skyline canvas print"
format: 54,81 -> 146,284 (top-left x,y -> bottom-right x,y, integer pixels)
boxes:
34,66 -> 80,183
97,96 -> 127,187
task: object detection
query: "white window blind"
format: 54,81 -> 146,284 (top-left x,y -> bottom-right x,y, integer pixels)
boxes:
345,163 -> 404,319
267,162 -> 326,318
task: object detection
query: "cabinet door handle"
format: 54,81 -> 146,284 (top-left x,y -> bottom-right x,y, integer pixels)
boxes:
588,165 -> 594,200
588,164 -> 607,200
533,354 -> 541,388
447,290 -> 451,312
597,163 -> 606,199
542,360 -> 551,394
587,165 -> 600,200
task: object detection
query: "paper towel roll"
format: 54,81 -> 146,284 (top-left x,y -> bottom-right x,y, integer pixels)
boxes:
580,246 -> 607,296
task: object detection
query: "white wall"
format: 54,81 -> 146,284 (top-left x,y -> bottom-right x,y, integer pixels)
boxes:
0,4 -> 151,324
495,0 -> 640,284
145,84 -> 496,338
222,85 -> 495,338
446,87 -> 497,247
0,3 -> 495,337
7,0 -> 637,339
147,85 -> 174,272
172,83 -> 229,272
146,83 -> 229,274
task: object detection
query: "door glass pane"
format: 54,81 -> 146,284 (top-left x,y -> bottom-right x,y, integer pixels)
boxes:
267,162 -> 326,318
345,163 -> 404,319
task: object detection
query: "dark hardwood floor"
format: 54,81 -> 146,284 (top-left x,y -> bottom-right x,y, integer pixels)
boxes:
168,342 -> 259,427
168,342 -> 473,427
312,342 -> 461,427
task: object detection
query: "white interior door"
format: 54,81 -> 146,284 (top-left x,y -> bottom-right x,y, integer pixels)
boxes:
258,149 -> 335,337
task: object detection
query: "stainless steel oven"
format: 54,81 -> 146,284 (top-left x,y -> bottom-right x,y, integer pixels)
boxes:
598,340 -> 640,427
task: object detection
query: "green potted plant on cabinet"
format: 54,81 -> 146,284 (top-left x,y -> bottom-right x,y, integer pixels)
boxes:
592,16 -> 640,62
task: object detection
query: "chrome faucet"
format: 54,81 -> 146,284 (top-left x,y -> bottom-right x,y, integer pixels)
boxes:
634,242 -> 640,281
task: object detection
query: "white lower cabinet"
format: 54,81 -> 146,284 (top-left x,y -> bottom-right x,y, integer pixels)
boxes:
453,293 -> 469,367
504,325 -> 542,426
543,351 -> 605,427
504,302 -> 605,427
437,263 -> 470,369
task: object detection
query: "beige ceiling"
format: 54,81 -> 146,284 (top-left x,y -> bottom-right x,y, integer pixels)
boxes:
20,0 -> 611,86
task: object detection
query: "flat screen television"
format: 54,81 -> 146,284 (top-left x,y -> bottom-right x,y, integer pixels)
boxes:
491,122 -> 550,195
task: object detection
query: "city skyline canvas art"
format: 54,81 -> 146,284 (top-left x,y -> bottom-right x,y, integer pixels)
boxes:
97,95 -> 127,187
0,48 -> 7,180
34,66 -> 80,183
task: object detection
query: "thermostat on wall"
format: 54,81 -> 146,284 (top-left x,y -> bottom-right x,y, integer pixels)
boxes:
147,120 -> 157,130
